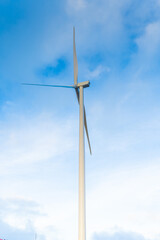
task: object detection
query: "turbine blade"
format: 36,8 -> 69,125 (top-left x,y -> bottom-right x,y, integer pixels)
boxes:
75,88 -> 92,155
73,27 -> 78,85
84,108 -> 92,155
22,83 -> 76,88
75,88 -> 79,103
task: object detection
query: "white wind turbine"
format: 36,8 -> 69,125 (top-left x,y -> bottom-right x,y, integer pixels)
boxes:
23,27 -> 92,240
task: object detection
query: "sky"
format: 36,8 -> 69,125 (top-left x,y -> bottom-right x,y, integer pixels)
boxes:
0,0 -> 160,239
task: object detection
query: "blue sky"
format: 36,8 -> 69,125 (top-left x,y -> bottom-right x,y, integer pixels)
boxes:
1,0 -> 160,239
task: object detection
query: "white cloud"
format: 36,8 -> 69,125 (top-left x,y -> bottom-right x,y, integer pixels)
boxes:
0,111 -> 75,167
0,109 -> 78,240
0,198 -> 45,231
0,214 -> 45,240
86,161 -> 160,240
67,0 -> 86,10
86,65 -> 110,80
136,21 -> 160,58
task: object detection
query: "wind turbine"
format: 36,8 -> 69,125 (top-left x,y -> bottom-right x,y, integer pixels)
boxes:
23,27 -> 91,240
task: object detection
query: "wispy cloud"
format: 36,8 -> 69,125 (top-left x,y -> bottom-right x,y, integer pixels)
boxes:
0,198 -> 46,240
67,0 -> 87,11
86,161 -> 160,239
0,111 -> 75,167
86,65 -> 110,80
0,220 -> 38,240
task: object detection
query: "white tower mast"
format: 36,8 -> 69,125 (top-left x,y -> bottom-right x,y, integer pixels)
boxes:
35,233 -> 37,240
79,85 -> 85,240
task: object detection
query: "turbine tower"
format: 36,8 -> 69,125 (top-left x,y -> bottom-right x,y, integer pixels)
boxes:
23,27 -> 92,240
35,233 -> 37,240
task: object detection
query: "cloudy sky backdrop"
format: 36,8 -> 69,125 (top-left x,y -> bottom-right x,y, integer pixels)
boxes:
0,0 -> 160,239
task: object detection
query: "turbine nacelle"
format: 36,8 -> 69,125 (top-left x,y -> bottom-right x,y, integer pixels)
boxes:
76,81 -> 90,88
